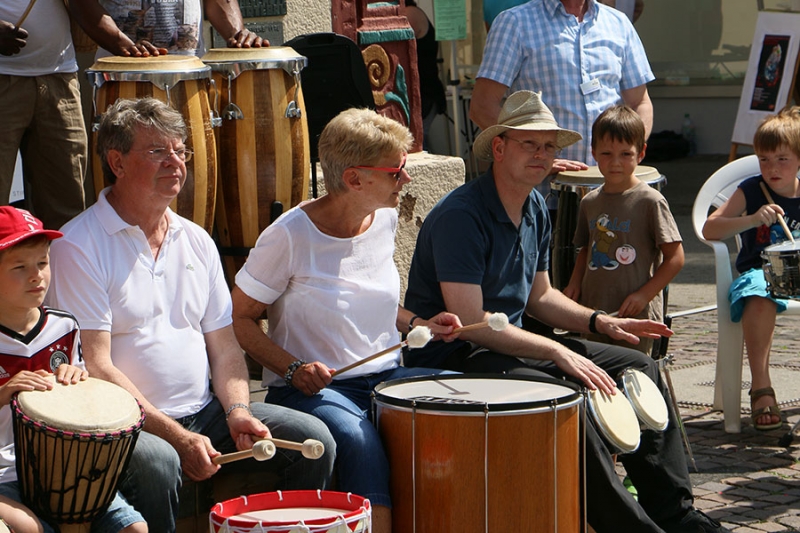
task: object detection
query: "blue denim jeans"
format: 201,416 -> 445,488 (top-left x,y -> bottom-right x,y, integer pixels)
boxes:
265,366 -> 450,508
0,482 -> 142,532
118,397 -> 336,532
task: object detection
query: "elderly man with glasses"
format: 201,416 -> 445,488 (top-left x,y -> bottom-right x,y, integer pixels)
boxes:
404,91 -> 731,533
46,97 -> 336,532
230,107 -> 462,533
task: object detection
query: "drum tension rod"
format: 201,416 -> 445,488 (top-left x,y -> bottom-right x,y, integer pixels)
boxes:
285,64 -> 303,119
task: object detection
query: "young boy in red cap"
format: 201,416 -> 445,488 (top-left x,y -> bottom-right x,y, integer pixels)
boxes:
0,207 -> 146,532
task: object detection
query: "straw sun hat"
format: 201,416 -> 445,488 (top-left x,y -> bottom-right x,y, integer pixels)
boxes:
472,91 -> 582,161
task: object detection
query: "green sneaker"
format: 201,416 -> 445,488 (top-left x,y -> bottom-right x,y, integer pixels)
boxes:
623,475 -> 638,501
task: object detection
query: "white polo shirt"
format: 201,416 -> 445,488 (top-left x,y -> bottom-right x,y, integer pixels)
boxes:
47,189 -> 231,419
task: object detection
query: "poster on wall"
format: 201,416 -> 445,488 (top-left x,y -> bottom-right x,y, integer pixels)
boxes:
731,11 -> 800,146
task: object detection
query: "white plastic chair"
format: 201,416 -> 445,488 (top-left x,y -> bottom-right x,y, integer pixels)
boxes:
692,154 -> 800,433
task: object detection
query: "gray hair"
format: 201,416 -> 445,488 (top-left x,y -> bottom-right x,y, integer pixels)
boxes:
96,97 -> 187,184
317,108 -> 413,194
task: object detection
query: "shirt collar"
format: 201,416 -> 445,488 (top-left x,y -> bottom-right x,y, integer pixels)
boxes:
95,187 -> 183,237
477,168 -> 536,225
545,0 -> 597,20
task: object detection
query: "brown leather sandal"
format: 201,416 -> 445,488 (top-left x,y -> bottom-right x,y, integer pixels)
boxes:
749,387 -> 783,431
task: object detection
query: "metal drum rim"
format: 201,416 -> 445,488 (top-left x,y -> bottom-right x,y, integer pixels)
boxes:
373,373 -> 582,413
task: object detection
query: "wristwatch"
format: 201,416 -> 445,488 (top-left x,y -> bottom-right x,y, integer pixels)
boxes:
589,310 -> 608,334
284,360 -> 306,387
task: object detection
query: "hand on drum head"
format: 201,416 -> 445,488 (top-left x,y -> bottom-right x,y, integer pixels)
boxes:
551,158 -> 589,174
53,363 -> 88,385
120,40 -> 168,57
553,350 -> 617,395
227,29 -> 268,48
0,369 -> 54,406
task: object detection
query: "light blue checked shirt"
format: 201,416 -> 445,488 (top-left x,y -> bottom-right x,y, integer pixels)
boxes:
477,0 -> 654,164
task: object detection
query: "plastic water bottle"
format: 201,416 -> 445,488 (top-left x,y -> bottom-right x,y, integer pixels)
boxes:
681,113 -> 696,156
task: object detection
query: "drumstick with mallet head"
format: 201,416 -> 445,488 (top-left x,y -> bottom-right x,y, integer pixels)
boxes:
260,437 -> 325,459
332,325 -> 434,377
452,312 -> 509,334
759,181 -> 794,243
213,439 -> 276,465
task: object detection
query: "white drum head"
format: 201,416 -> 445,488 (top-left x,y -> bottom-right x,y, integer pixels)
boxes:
16,376 -> 141,432
233,506 -> 351,522
622,369 -> 668,431
588,389 -> 640,453
376,376 -> 580,412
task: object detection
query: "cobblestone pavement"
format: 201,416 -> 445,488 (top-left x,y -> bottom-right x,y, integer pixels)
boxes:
629,156 -> 800,532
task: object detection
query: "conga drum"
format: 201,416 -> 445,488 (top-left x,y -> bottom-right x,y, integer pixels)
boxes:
209,490 -> 371,532
550,165 -> 666,290
11,377 -> 144,531
374,374 -> 583,532
86,56 -> 218,233
202,47 -> 310,287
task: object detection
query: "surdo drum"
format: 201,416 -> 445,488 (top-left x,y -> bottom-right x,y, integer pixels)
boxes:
86,56 -> 219,233
587,368 -> 669,455
762,241 -> 800,298
550,165 -> 666,290
209,490 -> 371,533
202,47 -> 310,287
373,375 -> 583,532
11,377 -> 144,531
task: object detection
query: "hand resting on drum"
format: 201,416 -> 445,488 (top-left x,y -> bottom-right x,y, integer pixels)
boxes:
550,158 -> 589,174
227,28 -> 268,48
0,366 -> 87,406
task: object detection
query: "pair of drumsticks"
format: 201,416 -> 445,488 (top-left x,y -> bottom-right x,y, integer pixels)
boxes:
213,437 -> 325,465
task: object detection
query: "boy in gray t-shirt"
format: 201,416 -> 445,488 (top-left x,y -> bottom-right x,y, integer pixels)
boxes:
564,105 -> 684,354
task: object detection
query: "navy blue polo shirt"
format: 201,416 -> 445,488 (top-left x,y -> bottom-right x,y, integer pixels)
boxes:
404,168 -> 551,368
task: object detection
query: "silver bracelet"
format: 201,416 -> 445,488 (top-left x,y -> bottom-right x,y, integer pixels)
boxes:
225,402 -> 252,420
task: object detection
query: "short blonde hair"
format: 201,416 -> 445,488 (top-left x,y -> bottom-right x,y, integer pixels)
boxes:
317,108 -> 413,194
754,106 -> 800,158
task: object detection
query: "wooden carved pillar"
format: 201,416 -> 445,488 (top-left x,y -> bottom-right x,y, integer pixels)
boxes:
332,0 -> 424,153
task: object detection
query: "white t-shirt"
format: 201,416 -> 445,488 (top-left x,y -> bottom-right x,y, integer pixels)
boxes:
236,206 -> 402,387
47,189 -> 231,419
0,308 -> 82,483
0,0 -> 77,76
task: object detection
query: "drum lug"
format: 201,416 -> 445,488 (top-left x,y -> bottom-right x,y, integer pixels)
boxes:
211,114 -> 223,128
285,101 -> 302,118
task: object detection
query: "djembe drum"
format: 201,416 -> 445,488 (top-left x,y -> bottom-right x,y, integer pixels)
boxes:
11,377 -> 144,532
86,56 -> 219,233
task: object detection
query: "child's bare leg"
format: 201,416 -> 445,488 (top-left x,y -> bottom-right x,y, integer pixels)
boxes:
741,296 -> 779,426
0,494 -> 44,533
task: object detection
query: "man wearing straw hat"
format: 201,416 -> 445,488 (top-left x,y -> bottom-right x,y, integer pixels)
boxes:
0,0 -> 87,230
405,91 -> 730,533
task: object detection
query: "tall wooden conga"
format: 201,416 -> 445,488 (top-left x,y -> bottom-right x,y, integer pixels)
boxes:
86,56 -> 218,233
202,47 -> 310,287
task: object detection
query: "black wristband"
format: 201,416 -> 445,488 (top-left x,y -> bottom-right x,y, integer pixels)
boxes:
589,310 -> 608,334
284,360 -> 306,387
409,315 -> 421,333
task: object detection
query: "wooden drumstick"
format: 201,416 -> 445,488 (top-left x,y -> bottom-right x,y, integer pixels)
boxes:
15,0 -> 38,28
212,439 -> 276,465
259,437 -> 325,459
452,312 -> 509,334
759,181 -> 794,242
333,325 -> 434,377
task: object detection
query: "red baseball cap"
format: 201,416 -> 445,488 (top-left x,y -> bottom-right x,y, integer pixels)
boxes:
0,207 -> 63,251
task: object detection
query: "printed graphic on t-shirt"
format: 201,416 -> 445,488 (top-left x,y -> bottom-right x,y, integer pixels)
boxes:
0,332 -> 78,386
588,213 -> 633,271
104,0 -> 202,53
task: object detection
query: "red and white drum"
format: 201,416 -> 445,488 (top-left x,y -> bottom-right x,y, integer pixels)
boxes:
374,374 -> 583,532
209,490 -> 371,533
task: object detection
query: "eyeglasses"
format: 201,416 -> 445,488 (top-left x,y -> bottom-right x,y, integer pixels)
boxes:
133,147 -> 194,163
353,155 -> 407,181
502,135 -> 560,156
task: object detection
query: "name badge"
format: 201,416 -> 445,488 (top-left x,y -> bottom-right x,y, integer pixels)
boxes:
580,78 -> 601,95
